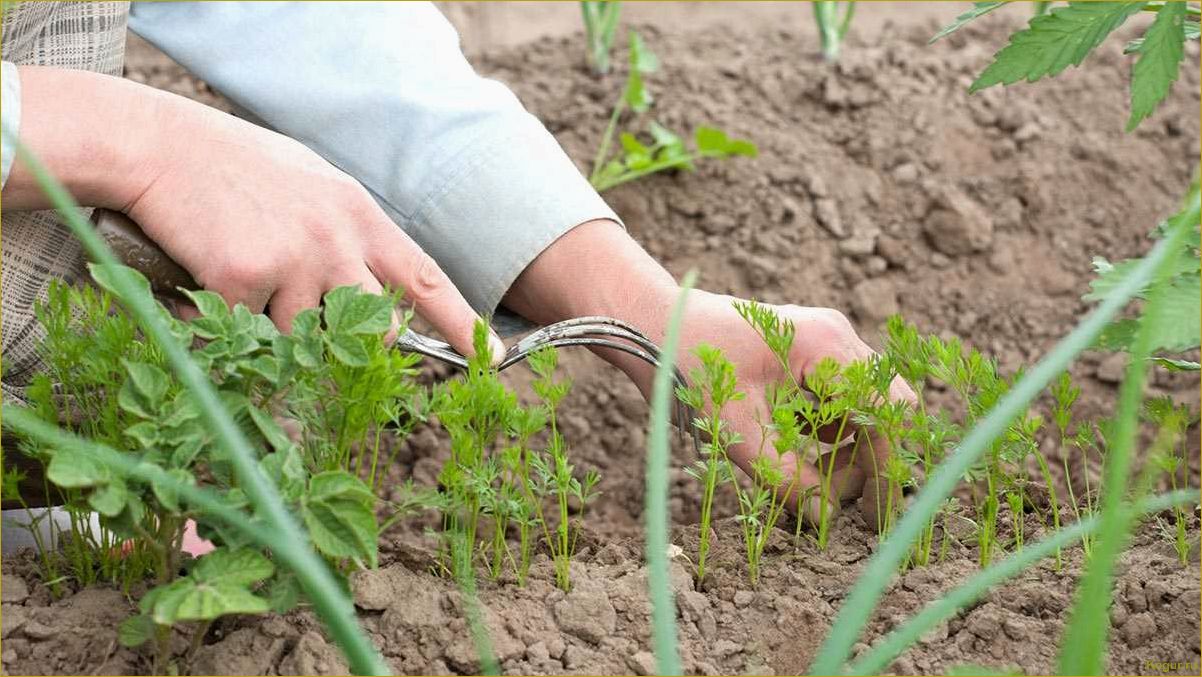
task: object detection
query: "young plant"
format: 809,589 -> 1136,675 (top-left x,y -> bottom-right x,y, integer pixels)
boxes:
589,30 -> 757,193
812,1 -> 856,62
1143,395 -> 1197,564
4,134 -> 388,674
934,1 -> 1201,131
677,344 -> 744,582
527,345 -> 600,591
581,1 -> 622,75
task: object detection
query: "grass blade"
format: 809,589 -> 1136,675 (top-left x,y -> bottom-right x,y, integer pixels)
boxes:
4,137 -> 390,675
808,189 -> 1198,675
847,488 -> 1199,675
645,270 -> 696,676
1058,187 -> 1199,675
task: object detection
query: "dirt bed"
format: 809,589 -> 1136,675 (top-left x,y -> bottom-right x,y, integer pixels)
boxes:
4,14 -> 1200,677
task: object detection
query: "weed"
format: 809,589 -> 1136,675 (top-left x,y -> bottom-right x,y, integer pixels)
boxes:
589,30 -> 757,193
935,1 -> 1200,130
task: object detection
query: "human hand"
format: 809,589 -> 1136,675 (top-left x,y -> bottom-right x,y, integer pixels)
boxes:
504,219 -> 916,527
4,66 -> 496,357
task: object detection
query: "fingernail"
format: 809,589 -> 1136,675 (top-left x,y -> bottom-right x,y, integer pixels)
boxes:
488,332 -> 507,367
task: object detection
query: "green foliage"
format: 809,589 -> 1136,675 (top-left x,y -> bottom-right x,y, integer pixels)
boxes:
1128,0 -> 1189,129
581,1 -> 622,75
1085,185 -> 1201,361
430,324 -> 599,591
812,1 -> 857,61
955,1 -> 1200,130
18,271 -> 421,671
589,30 -> 757,193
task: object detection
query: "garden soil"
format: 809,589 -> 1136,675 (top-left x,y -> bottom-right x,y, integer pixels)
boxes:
3,13 -> 1200,677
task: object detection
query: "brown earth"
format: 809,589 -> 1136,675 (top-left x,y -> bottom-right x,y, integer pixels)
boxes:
4,9 -> 1201,677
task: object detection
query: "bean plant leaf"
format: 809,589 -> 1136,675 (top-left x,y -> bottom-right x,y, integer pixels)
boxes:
88,477 -> 130,517
87,263 -> 154,304
970,2 -> 1147,93
302,471 -> 379,567
1128,1 -> 1188,130
930,2 -> 1007,43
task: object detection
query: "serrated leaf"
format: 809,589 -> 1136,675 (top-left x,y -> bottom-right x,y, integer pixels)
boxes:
1128,1 -> 1187,130
327,332 -> 369,366
930,2 -> 1007,44
1150,356 -> 1201,371
970,2 -> 1146,93
1145,272 -> 1200,352
193,547 -> 275,585
117,614 -> 155,648
1084,250 -> 1197,301
323,286 -> 394,336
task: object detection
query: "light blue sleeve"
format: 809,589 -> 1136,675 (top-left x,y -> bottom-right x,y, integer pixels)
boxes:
128,1 -> 618,317
1,61 -> 21,189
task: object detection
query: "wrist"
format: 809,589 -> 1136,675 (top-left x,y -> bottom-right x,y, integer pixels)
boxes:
502,218 -> 681,391
6,66 -> 179,210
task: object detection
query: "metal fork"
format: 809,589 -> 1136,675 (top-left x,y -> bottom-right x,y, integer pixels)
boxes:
94,208 -> 700,440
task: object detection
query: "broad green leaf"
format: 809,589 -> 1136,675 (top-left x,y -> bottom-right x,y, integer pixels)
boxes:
47,445 -> 109,488
970,2 -> 1147,93
1128,1 -> 1187,130
628,29 -> 659,74
302,471 -> 378,566
260,446 -> 307,501
323,286 -> 394,336
1150,356 -> 1201,371
695,127 -> 759,157
181,289 -> 230,322
124,421 -> 161,448
648,121 -> 683,149
150,578 -> 271,624
87,263 -> 154,305
117,614 -> 155,648
1084,250 -> 1197,302
89,477 -> 129,517
266,573 -> 302,614
624,68 -> 653,113
118,361 -> 170,419
290,310 -> 324,368
930,2 -> 1007,43
327,332 -> 370,367
248,406 -> 292,453
193,547 -> 275,585
152,468 -> 194,512
242,354 -> 280,383
1146,272 -> 1200,352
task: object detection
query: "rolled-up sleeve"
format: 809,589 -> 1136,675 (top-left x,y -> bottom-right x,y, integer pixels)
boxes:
1,61 -> 21,189
128,1 -> 618,316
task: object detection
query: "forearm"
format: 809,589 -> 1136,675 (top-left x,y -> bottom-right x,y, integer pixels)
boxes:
2,65 -> 172,210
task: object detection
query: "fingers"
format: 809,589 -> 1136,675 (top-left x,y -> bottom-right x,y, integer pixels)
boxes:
267,284 -> 323,335
365,220 -> 503,363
